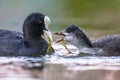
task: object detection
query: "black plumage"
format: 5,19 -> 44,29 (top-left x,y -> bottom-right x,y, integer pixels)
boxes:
0,13 -> 54,56
62,24 -> 120,56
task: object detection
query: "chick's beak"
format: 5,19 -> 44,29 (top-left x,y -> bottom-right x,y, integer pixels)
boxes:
54,32 -> 65,36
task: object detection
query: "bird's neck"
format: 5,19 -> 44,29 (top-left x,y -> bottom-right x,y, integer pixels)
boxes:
74,32 -> 93,50
24,35 -> 42,42
23,37 -> 45,49
23,25 -> 44,41
73,39 -> 93,51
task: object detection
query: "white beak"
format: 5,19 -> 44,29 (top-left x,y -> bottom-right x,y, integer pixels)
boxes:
44,16 -> 53,41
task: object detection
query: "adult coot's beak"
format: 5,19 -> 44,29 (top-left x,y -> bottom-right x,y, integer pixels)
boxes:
44,27 -> 48,31
44,16 -> 52,39
43,16 -> 53,54
43,16 -> 53,41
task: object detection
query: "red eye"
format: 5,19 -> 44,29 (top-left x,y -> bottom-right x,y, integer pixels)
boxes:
38,21 -> 42,24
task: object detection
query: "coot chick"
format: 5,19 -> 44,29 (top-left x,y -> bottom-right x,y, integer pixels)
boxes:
55,24 -> 120,56
0,13 -> 54,56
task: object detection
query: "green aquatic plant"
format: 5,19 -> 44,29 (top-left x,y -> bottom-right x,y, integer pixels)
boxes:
44,32 -> 53,55
56,38 -> 71,54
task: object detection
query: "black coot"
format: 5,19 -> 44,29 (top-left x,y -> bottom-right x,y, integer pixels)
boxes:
0,13 -> 54,56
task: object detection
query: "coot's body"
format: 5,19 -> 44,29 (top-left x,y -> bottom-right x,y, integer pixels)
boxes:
0,13 -> 54,56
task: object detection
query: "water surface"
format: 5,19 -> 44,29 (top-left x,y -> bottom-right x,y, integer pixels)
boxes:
0,44 -> 120,80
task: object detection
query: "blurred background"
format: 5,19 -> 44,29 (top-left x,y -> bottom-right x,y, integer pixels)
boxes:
0,0 -> 120,38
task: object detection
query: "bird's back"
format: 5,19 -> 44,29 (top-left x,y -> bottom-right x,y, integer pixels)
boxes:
92,35 -> 120,48
92,35 -> 120,56
0,30 -> 23,56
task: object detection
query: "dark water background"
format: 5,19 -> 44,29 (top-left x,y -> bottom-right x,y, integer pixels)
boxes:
0,0 -> 120,80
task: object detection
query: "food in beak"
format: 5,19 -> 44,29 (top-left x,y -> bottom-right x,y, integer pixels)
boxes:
54,32 -> 71,53
44,31 -> 53,55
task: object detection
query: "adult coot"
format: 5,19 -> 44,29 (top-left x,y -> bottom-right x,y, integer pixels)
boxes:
0,13 -> 54,56
55,24 -> 120,56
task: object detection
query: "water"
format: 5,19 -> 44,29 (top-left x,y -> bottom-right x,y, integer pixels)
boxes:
0,44 -> 120,80
0,0 -> 120,80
